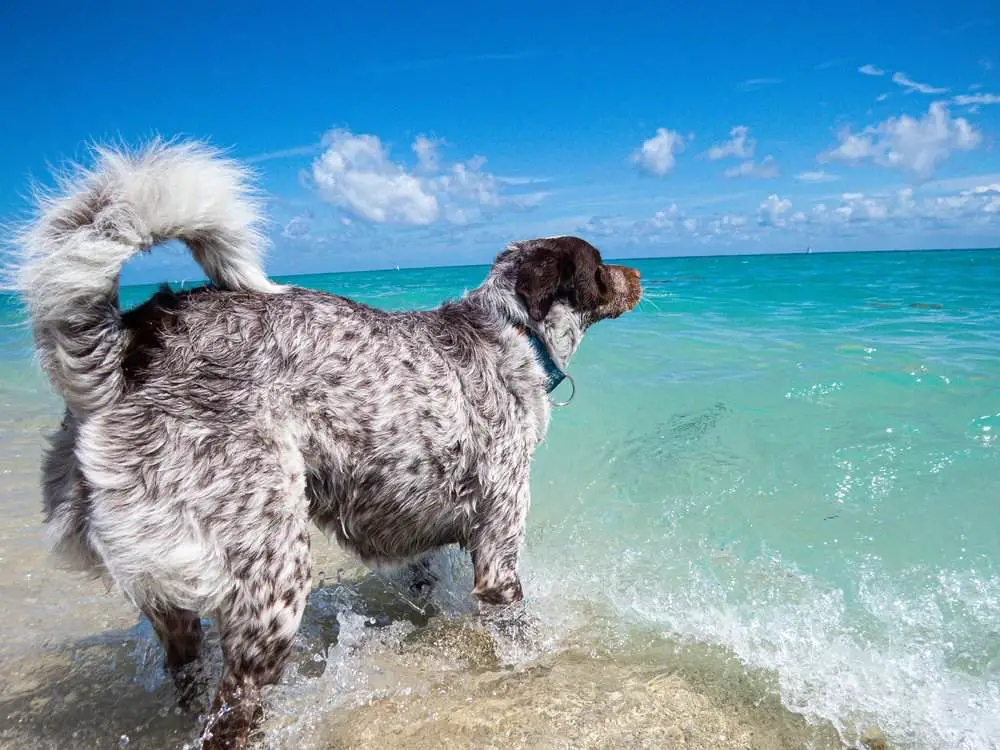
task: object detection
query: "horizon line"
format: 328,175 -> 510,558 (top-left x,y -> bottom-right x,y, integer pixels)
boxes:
114,244 -> 1000,291
0,245 -> 996,297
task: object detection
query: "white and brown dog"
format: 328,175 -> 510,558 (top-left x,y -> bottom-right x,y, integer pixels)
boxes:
9,140 -> 641,748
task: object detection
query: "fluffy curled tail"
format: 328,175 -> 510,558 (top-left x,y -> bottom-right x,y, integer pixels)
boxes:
6,138 -> 283,414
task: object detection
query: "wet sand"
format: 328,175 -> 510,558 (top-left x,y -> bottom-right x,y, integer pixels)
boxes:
271,634 -> 845,750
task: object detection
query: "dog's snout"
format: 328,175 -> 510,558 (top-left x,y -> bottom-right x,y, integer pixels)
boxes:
599,264 -> 642,317
622,266 -> 642,307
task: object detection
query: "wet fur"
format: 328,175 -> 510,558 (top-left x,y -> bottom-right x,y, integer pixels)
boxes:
8,140 -> 641,749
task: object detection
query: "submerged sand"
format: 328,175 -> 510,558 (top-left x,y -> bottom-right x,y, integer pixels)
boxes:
284,640 -> 844,750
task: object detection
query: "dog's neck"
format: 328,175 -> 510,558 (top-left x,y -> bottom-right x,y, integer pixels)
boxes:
513,325 -> 566,393
524,301 -> 585,373
460,281 -> 585,393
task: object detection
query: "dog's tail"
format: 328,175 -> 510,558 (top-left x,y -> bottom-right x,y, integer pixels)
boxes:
6,138 -> 283,414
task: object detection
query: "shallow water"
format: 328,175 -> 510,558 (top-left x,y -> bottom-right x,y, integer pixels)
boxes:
1,250 -> 998,749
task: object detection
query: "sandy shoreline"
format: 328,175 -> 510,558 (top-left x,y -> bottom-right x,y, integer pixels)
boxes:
309,661 -> 842,750
265,620 -> 848,750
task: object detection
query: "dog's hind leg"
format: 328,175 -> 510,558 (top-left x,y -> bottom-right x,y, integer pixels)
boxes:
200,511 -> 311,750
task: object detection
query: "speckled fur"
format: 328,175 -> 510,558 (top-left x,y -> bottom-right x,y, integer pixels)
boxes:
8,141 -> 641,749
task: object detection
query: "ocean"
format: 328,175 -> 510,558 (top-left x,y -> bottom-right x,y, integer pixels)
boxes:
1,249 -> 998,750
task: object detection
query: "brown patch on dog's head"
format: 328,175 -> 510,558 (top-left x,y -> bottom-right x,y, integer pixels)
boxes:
512,236 -> 641,323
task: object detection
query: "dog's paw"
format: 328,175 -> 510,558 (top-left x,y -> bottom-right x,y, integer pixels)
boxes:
477,599 -> 538,646
472,576 -> 523,607
404,558 -> 439,599
170,662 -> 211,713
407,576 -> 437,599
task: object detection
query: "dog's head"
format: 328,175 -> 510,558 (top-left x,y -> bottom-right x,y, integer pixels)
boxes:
490,235 -> 641,323
479,236 -> 641,367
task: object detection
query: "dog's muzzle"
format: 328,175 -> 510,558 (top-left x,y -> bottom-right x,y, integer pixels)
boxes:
599,265 -> 642,319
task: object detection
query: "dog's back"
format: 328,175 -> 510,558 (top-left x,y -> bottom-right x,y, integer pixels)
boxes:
101,278 -> 538,569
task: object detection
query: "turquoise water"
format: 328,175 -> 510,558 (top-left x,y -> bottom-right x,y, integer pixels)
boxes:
1,249 -> 998,749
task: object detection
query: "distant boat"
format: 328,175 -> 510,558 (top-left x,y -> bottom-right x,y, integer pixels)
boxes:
806,246 -> 813,254
395,264 -> 401,271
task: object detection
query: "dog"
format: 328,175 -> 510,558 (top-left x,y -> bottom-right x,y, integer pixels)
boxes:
9,140 -> 641,749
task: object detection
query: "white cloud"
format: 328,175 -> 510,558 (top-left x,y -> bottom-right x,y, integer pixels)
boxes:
311,129 -> 541,226
819,102 -> 981,180
757,194 -> 793,226
496,175 -> 549,186
953,93 -> 1000,106
707,125 -> 756,160
631,128 -> 687,176
739,77 -> 783,91
876,93 -> 890,102
650,203 -> 682,229
921,172 -> 1000,193
574,178 -> 1000,249
963,183 -> 1000,195
313,131 -> 438,225
282,215 -> 312,239
831,192 -> 890,222
892,72 -> 948,95
707,127 -> 775,179
959,184 -> 1000,214
816,58 -> 848,71
246,144 -> 320,164
768,184 -> 1000,235
724,156 -> 779,179
859,64 -> 885,76
412,135 -> 444,171
824,132 -> 877,162
702,213 -> 750,238
581,215 -> 638,238
794,184 -> 1000,230
643,204 -> 752,242
796,170 -> 839,183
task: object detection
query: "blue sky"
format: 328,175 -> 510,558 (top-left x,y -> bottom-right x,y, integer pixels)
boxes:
1,1 -> 998,283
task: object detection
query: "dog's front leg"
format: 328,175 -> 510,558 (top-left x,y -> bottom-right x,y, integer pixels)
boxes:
470,476 -> 530,608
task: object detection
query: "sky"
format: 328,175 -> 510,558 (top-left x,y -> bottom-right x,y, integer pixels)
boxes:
1,0 -> 998,283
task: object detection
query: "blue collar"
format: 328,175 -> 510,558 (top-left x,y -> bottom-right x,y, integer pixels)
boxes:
523,328 -> 566,393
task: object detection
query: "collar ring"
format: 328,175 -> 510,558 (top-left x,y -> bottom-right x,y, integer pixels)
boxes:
548,372 -> 576,407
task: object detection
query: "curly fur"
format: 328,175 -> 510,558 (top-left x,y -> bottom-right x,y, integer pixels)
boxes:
8,140 -> 641,749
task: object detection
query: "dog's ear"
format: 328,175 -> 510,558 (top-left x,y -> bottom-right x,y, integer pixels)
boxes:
515,237 -> 608,321
515,250 -> 565,321
566,239 -> 603,311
